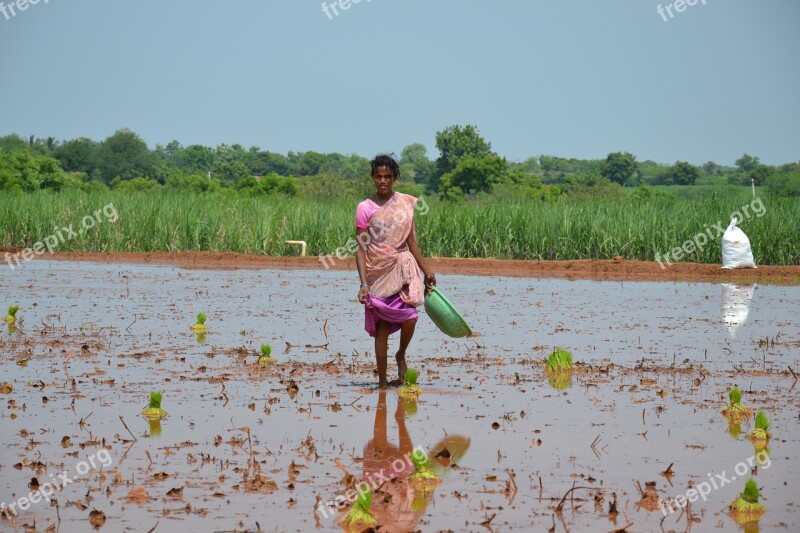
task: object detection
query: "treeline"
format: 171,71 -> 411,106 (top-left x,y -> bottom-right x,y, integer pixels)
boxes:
1,126 -> 798,198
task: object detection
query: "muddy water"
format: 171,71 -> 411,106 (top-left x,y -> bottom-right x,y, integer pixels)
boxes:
1,260 -> 798,532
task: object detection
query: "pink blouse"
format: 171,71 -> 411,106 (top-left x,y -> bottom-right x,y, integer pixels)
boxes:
355,199 -> 382,230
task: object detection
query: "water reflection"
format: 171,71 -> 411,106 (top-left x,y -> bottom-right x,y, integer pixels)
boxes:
148,418 -> 162,437
722,284 -> 756,338
358,390 -> 418,531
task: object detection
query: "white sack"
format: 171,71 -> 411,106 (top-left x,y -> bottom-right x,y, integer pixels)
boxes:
721,217 -> 756,269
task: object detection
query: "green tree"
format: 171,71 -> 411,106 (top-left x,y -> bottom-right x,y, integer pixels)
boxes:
735,154 -> 760,173
702,161 -> 721,176
432,125 -> 493,191
766,170 -> 800,197
92,129 -> 156,184
323,153 -> 370,180
439,153 -> 507,198
54,137 -> 98,173
513,156 -> 541,174
600,152 -> 637,185
0,151 -> 72,191
749,164 -> 774,186
177,145 -> 215,173
297,151 -> 328,176
401,143 -> 436,187
670,161 -> 700,185
215,160 -> 250,184
0,134 -> 28,153
248,151 -> 293,176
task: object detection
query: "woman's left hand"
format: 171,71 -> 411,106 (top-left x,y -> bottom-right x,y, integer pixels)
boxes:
424,272 -> 436,293
358,286 -> 370,303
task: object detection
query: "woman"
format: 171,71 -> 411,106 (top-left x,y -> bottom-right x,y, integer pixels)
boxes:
356,154 -> 435,389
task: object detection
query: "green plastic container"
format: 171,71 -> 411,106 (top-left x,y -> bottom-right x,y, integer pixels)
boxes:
424,286 -> 472,338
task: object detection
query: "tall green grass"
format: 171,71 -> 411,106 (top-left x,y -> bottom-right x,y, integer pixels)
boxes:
0,190 -> 797,265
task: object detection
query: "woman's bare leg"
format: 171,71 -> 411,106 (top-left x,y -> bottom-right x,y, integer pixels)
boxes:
395,319 -> 416,381
375,320 -> 391,388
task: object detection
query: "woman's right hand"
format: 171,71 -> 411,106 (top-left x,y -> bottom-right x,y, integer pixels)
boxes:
358,286 -> 370,303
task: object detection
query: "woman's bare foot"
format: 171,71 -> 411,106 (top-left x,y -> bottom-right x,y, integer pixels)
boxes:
395,351 -> 408,382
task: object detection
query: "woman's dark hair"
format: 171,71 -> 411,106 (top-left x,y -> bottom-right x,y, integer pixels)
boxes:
370,154 -> 400,179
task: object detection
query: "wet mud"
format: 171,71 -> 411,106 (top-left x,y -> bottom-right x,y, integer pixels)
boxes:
1,260 -> 798,532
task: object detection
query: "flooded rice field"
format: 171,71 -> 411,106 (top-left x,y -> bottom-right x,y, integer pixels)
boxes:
1,260 -> 798,532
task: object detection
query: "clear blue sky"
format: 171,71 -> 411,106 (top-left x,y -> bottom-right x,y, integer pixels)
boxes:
1,0 -> 798,166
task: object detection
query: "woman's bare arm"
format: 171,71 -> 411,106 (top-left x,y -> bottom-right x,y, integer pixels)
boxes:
356,228 -> 370,302
406,220 -> 436,288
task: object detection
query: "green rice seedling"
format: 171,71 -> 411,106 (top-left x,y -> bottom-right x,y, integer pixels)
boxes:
341,489 -> 376,529
729,479 -> 765,519
191,312 -> 208,333
722,385 -> 752,420
409,449 -> 439,483
257,343 -> 275,364
545,349 -> 574,390
546,349 -> 573,372
399,368 -> 422,398
142,391 -> 167,419
747,411 -> 771,445
2,305 -> 19,325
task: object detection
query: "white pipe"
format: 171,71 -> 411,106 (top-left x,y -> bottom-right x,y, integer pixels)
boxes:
285,240 -> 307,256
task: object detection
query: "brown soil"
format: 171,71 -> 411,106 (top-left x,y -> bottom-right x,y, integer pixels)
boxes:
35,251 -> 800,285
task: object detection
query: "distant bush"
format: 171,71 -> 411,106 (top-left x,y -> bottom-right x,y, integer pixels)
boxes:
558,174 -> 624,198
234,173 -> 298,196
0,151 -> 73,192
766,170 -> 800,197
111,177 -> 161,192
628,185 -> 675,202
165,171 -> 221,193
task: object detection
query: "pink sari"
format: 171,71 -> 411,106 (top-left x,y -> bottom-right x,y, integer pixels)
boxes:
361,193 -> 424,336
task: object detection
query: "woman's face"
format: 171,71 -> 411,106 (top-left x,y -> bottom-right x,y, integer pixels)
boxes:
372,166 -> 396,195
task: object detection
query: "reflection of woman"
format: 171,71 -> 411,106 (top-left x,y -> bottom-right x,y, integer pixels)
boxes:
356,155 -> 435,388
361,390 -> 417,531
